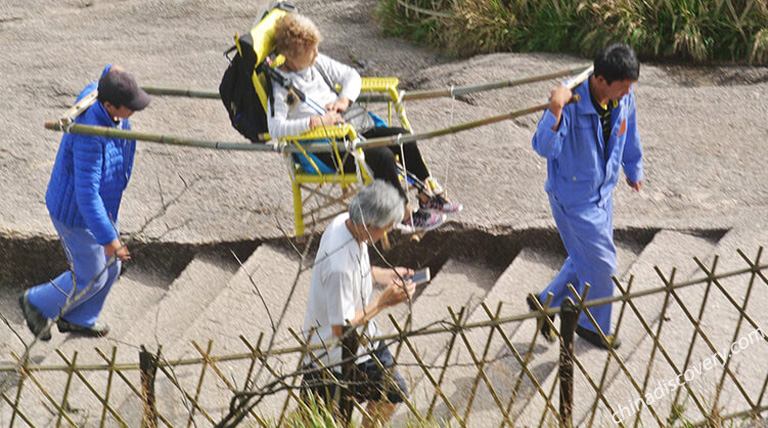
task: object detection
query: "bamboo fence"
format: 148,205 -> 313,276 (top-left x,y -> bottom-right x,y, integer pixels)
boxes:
1,248 -> 767,427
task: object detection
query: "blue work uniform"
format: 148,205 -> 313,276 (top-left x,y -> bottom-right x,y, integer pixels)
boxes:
532,76 -> 643,334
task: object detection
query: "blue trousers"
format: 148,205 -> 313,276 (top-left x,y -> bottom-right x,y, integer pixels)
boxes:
538,194 -> 617,334
26,218 -> 121,327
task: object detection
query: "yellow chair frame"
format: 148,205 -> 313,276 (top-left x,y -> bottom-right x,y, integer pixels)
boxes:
243,6 -> 413,238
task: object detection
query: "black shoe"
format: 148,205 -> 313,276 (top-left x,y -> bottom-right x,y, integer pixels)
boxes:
57,319 -> 110,337
526,293 -> 556,343
575,325 -> 621,350
18,291 -> 51,341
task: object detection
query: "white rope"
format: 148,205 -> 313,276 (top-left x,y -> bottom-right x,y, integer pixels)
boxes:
348,137 -> 367,185
274,140 -> 287,153
396,133 -> 412,206
440,84 -> 457,194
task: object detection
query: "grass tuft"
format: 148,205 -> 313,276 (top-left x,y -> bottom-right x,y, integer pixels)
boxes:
377,0 -> 768,64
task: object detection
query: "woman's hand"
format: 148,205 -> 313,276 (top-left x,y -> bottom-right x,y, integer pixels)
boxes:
325,97 -> 351,113
309,111 -> 344,129
104,239 -> 130,261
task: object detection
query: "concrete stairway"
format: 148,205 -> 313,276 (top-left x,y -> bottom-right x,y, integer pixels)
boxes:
3,226 -> 764,427
57,250 -> 238,427
408,239 -> 639,428
3,264 -> 173,426
382,258 -> 500,390
582,224 -> 768,426
116,243 -> 310,425
393,246 -> 564,427
515,231 -> 719,427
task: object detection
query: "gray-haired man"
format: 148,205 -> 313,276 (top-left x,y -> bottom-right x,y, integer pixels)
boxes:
301,180 -> 416,427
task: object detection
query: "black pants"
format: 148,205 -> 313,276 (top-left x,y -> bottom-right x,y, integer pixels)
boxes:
301,345 -> 408,405
313,127 -> 429,200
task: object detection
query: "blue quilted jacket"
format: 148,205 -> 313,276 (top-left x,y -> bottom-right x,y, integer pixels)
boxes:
46,64 -> 136,245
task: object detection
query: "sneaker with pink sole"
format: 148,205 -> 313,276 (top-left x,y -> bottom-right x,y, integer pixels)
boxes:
420,193 -> 463,214
399,209 -> 446,232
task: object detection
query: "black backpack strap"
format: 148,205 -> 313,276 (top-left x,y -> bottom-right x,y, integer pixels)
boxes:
314,62 -> 339,96
266,68 -> 275,117
223,45 -> 238,62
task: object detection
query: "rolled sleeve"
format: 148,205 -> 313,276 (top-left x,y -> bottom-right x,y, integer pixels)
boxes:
532,108 -> 568,159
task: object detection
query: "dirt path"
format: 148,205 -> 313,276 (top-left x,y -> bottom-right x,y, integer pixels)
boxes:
1,0 -> 767,247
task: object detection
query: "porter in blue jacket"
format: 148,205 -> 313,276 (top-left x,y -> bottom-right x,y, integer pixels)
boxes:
19,64 -> 150,341
530,44 -> 643,350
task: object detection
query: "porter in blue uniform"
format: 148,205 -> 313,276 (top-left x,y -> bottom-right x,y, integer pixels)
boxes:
530,44 -> 643,349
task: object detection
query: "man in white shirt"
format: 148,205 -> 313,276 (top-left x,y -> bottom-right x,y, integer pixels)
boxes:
302,180 -> 417,427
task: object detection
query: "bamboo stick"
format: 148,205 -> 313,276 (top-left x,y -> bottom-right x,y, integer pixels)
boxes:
44,120 -> 278,152
140,65 -> 590,102
43,100 -> 562,154
356,102 -> 552,150
403,65 -> 590,101
140,86 -> 221,99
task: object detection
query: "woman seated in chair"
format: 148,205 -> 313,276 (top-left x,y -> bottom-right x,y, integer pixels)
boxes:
267,13 -> 461,232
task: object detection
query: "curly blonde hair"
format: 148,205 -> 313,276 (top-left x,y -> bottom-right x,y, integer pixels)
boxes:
274,13 -> 322,57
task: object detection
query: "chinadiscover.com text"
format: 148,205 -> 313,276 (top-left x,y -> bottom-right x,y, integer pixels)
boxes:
613,327 -> 765,424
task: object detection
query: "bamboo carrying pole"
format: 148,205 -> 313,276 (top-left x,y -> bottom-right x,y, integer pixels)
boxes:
43,99 -> 573,154
43,121 -> 279,152
140,65 -> 590,102
139,86 -> 221,99
44,65 -> 593,153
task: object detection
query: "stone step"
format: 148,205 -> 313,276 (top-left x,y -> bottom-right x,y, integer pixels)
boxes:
118,249 -> 239,350
0,287 -> 70,384
388,246 -> 562,427
383,258 -> 500,395
426,239 -> 641,428
515,231 -> 718,427
4,266 -> 171,426
585,222 -> 768,426
0,288 -> 72,424
117,243 -> 309,425
18,250 -> 239,426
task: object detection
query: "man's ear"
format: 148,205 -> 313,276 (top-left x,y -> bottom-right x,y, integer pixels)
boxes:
102,101 -> 120,117
594,75 -> 607,86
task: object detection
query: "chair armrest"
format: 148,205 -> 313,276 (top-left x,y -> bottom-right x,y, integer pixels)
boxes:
282,124 -> 359,143
360,77 -> 401,103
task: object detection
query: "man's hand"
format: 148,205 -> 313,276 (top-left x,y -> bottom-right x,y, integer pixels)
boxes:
626,177 -> 642,192
104,239 -> 130,261
550,85 -> 572,110
347,266 -> 416,332
310,111 -> 344,129
549,85 -> 572,130
325,97 -> 351,113
373,266 -> 413,286
378,277 -> 416,309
